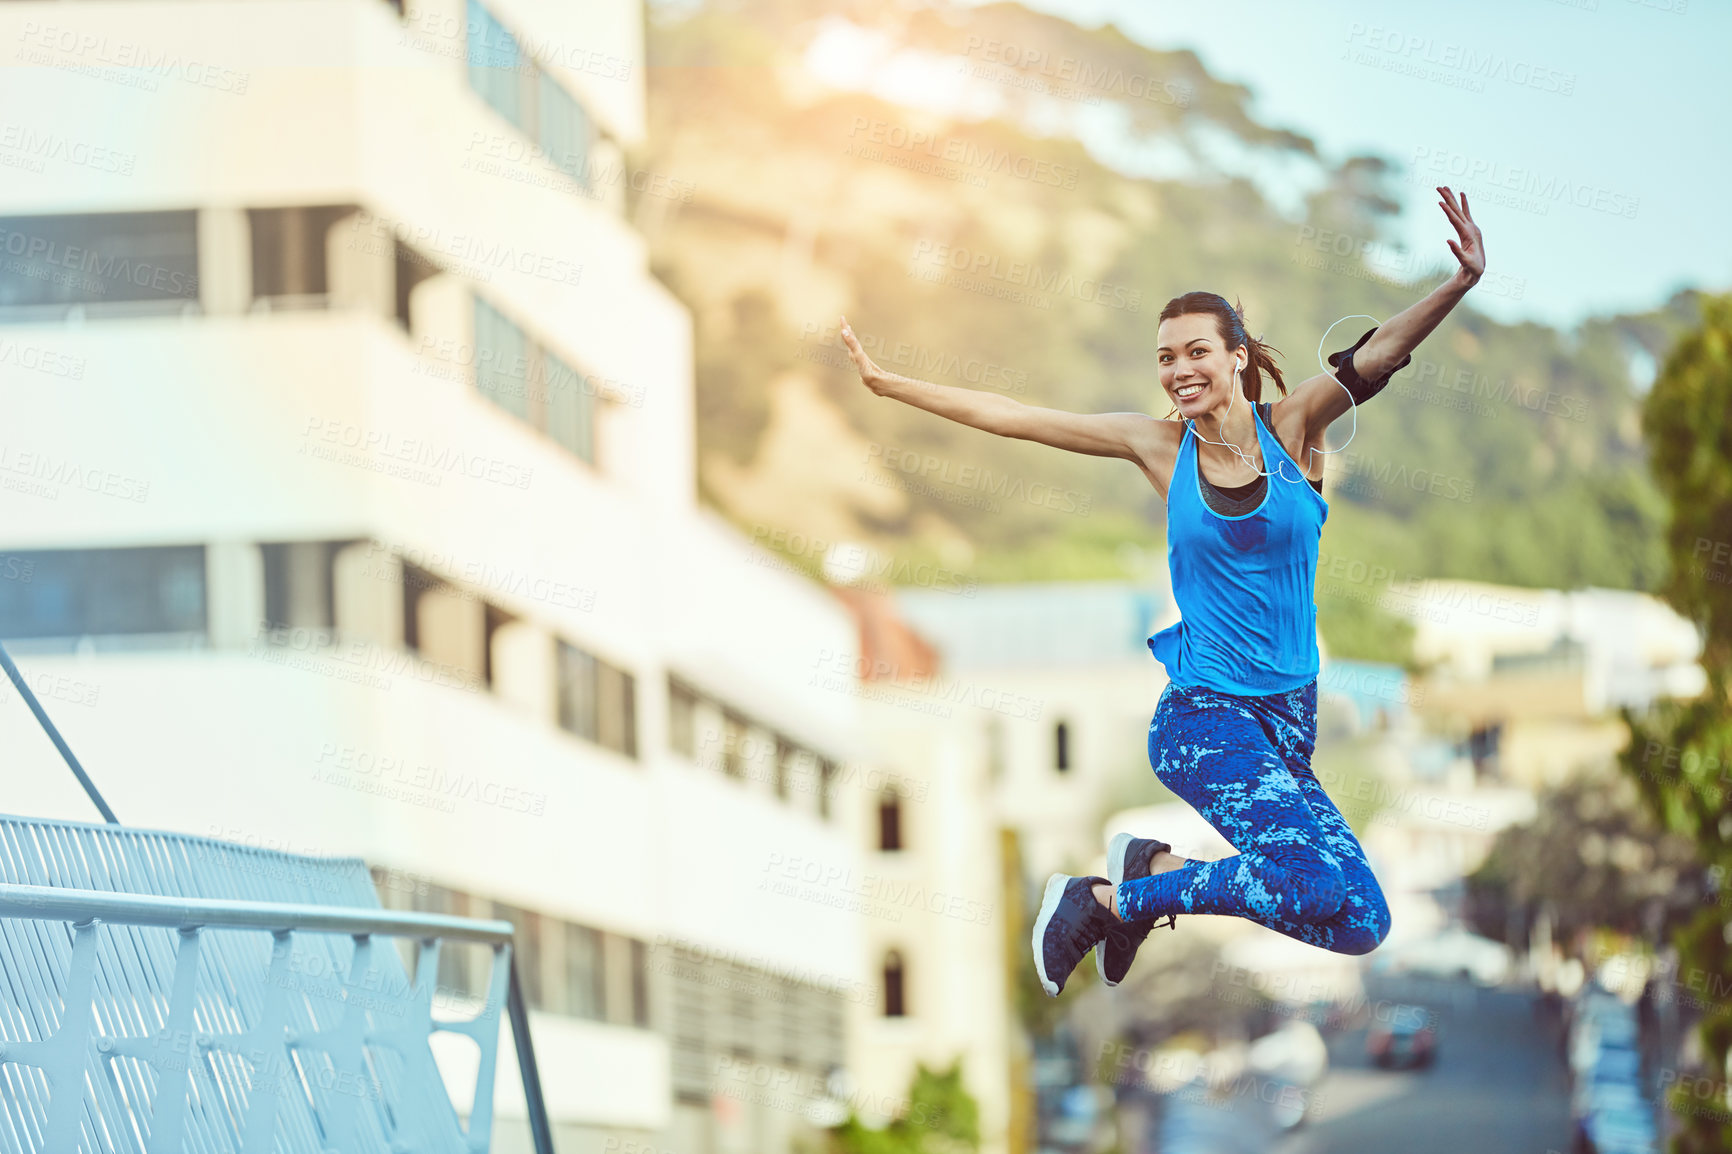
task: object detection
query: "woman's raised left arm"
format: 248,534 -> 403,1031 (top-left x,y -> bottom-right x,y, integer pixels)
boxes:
1352,186 -> 1485,379
1281,186 -> 1487,438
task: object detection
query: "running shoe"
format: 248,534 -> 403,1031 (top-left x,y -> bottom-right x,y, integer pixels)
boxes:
1096,832 -> 1178,986
1032,873 -> 1115,998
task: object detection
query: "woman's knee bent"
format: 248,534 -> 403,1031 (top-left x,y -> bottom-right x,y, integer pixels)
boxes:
1329,888 -> 1392,956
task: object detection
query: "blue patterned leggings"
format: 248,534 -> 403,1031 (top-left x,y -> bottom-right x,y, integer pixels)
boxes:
1116,679 -> 1391,955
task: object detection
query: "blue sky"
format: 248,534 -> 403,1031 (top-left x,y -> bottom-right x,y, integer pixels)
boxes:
958,0 -> 1727,329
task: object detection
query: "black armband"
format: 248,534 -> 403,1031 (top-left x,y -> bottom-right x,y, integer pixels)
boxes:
1326,327 -> 1411,404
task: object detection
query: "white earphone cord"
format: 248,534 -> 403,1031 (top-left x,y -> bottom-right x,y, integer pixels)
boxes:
1186,313 -> 1382,485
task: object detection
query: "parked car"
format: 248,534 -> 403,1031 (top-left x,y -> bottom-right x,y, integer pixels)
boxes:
1366,1004 -> 1435,1069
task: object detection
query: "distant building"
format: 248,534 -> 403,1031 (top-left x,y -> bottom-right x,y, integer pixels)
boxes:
897,580 -> 1171,879
1394,581 -> 1705,788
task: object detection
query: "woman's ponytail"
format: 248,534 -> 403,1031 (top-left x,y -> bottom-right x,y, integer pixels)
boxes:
1240,326 -> 1286,403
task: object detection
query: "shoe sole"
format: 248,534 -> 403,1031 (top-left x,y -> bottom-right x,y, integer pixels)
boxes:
1031,873 -> 1070,998
1097,833 -> 1137,986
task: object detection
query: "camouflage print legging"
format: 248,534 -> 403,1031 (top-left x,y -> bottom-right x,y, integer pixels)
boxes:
1116,679 -> 1391,955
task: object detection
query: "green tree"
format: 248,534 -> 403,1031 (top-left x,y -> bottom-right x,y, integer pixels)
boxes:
1619,291 -> 1732,1153
1464,767 -> 1704,945
829,1061 -> 981,1154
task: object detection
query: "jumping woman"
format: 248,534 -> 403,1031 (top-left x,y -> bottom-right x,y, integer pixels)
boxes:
840,187 -> 1487,996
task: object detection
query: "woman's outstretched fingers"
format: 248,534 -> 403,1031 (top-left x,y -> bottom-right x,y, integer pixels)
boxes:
839,315 -> 888,393
1436,185 -> 1485,283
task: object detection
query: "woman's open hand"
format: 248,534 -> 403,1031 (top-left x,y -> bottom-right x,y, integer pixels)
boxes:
1437,185 -> 1485,288
840,315 -> 892,396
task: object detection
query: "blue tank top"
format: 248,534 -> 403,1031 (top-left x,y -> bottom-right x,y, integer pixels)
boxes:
1148,402 -> 1327,695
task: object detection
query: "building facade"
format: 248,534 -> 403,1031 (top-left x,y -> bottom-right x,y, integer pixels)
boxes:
0,1 -> 872,1149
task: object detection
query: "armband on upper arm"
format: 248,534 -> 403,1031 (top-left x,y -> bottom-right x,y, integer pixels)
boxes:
1326,327 -> 1412,404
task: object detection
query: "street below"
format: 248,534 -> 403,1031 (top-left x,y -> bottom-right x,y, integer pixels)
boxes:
1275,975 -> 1574,1154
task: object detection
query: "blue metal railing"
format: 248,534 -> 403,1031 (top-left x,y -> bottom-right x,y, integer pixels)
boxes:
0,632 -> 555,1153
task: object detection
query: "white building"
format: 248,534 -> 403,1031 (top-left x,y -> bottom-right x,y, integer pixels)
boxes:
827,587 -> 1012,1154
0,2 -> 871,1150
897,580 -> 1171,880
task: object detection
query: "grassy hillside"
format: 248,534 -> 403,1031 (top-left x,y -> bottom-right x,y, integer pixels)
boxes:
631,0 -> 1694,664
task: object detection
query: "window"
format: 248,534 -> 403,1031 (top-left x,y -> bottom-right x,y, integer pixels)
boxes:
773,737 -> 796,801
466,0 -> 593,190
986,715 -> 1006,782
536,70 -> 592,187
496,903 -> 542,1005
882,950 -> 906,1018
564,923 -> 606,1021
878,787 -> 903,852
597,661 -> 637,756
629,938 -> 649,1027
0,211 -> 199,319
818,758 -> 838,820
464,0 -> 525,126
668,677 -> 698,757
721,710 -> 748,779
261,542 -> 337,632
557,641 -> 637,758
0,546 -> 206,645
542,352 -> 597,464
474,296 -> 533,421
472,296 -> 599,467
248,205 -> 356,307
1055,720 -> 1071,773
393,240 -> 441,332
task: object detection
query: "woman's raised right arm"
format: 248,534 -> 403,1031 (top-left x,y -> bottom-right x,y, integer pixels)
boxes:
840,316 -> 1165,464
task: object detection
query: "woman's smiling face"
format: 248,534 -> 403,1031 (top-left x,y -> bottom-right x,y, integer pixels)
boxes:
1157,312 -> 1244,418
